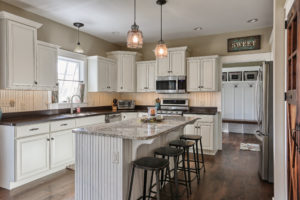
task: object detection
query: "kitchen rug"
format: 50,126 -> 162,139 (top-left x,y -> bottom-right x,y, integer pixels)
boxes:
240,143 -> 260,151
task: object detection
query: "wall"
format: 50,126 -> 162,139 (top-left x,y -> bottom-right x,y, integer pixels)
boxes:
140,27 -> 272,61
0,1 -> 121,113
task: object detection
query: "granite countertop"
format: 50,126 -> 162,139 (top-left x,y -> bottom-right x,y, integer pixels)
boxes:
0,106 -> 218,126
72,116 -> 199,140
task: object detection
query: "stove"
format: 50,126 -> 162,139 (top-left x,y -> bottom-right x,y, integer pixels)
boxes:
158,98 -> 189,116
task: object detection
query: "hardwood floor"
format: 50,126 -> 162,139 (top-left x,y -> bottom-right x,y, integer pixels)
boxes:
0,133 -> 273,200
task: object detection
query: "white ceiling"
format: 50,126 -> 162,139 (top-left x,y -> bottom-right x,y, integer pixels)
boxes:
3,0 -> 273,44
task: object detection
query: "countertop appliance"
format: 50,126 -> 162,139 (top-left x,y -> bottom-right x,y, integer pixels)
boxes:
117,100 -> 135,110
157,98 -> 189,116
156,76 -> 186,94
255,61 -> 273,183
105,113 -> 122,123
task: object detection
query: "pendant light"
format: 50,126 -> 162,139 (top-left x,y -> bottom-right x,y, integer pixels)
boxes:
127,0 -> 143,48
155,0 -> 168,58
73,22 -> 84,54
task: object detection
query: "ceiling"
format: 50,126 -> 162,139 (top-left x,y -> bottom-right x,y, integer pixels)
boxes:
3,0 -> 273,44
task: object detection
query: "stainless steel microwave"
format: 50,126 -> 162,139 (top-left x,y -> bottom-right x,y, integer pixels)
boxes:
156,76 -> 186,94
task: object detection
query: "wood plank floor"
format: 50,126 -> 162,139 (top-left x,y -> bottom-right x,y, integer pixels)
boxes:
0,133 -> 273,200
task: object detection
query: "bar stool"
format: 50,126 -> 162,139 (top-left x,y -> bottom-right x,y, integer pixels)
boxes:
128,157 -> 173,200
149,147 -> 189,198
169,140 -> 199,194
180,135 -> 206,174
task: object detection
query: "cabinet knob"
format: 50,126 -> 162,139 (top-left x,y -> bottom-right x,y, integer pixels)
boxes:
108,86 -> 110,88
46,138 -> 50,141
34,81 -> 37,85
121,86 -> 123,89
234,85 -> 238,88
51,138 -> 54,140
56,83 -> 59,86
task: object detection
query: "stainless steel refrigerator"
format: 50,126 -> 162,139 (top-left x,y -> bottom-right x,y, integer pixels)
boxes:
255,61 -> 274,183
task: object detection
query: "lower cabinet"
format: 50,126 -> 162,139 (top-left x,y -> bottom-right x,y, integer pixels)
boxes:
16,134 -> 50,181
183,114 -> 218,154
50,130 -> 74,169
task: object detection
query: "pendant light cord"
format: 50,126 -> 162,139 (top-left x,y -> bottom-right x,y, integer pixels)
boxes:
160,3 -> 162,41
134,0 -> 136,25
77,27 -> 80,45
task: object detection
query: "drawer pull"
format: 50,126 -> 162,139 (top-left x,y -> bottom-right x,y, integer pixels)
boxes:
47,138 -> 50,141
29,128 -> 39,131
51,138 -> 54,140
60,123 -> 68,126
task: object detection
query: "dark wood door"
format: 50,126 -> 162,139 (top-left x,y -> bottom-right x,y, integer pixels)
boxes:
286,1 -> 300,199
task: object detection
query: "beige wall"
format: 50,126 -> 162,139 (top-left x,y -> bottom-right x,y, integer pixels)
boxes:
140,27 -> 272,60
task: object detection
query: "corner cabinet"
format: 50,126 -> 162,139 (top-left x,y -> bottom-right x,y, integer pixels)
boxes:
88,56 -> 117,92
136,60 -> 156,92
156,46 -> 190,76
36,41 -> 59,90
187,55 -> 220,92
0,11 -> 42,90
107,51 -> 142,92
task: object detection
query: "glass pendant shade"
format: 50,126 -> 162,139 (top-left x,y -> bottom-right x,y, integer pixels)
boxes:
155,40 -> 168,58
74,42 -> 84,54
127,24 -> 143,48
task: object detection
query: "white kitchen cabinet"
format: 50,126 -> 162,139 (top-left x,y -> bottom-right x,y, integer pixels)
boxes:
50,130 -> 75,169
88,56 -> 117,92
121,112 -> 138,120
16,134 -> 50,181
187,56 -> 220,92
183,114 -> 218,155
234,83 -> 244,120
243,82 -> 256,120
137,61 -> 156,92
36,41 -> 59,90
0,11 -> 42,89
222,83 -> 235,119
156,46 -> 189,76
107,51 -> 142,92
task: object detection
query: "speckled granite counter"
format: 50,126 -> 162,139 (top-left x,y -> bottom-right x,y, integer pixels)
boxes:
72,116 -> 199,140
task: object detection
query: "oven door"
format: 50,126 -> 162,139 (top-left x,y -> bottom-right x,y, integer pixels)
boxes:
156,77 -> 178,93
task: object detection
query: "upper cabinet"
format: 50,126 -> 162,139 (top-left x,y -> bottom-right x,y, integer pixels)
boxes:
156,46 -> 189,76
136,61 -> 156,92
0,12 -> 42,89
88,56 -> 117,92
36,41 -> 59,90
187,55 -> 220,92
107,51 -> 142,92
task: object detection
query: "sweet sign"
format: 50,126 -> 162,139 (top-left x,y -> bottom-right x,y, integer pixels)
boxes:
228,35 -> 261,52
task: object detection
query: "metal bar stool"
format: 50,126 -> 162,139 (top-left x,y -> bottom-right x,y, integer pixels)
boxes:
180,135 -> 206,175
148,146 -> 189,198
128,157 -> 173,200
169,140 -> 200,194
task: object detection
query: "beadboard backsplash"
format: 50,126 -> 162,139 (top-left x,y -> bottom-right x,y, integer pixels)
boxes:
0,90 -> 220,113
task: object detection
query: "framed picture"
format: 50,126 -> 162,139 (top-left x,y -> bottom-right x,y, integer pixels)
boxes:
228,35 -> 261,52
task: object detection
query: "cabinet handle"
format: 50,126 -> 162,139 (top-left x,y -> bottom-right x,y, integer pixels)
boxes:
56,83 -> 59,86
60,123 -> 68,126
108,86 -> 110,89
120,86 -> 123,89
47,138 -> 50,141
34,81 -> 37,85
234,85 -> 238,88
51,138 -> 54,140
29,128 -> 39,131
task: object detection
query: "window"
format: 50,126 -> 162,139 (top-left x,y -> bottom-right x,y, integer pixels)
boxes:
57,56 -> 84,103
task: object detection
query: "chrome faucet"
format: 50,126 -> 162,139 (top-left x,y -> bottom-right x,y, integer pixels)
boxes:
70,95 -> 81,114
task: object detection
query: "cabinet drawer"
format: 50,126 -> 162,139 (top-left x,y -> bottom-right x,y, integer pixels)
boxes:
183,114 -> 214,123
76,115 -> 105,127
50,119 -> 76,132
16,123 -> 49,138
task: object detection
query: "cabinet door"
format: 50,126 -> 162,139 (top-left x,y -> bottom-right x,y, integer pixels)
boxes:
108,61 -> 117,91
187,60 -> 200,92
16,134 -> 50,181
243,82 -> 256,120
184,124 -> 197,135
121,55 -> 135,92
234,83 -> 244,120
8,21 -> 36,88
223,83 -> 235,119
36,43 -> 58,89
198,123 -> 213,150
137,63 -> 148,92
169,51 -> 185,76
200,59 -> 215,91
147,63 -> 156,92
50,130 -> 75,168
98,60 -> 109,91
156,57 -> 169,76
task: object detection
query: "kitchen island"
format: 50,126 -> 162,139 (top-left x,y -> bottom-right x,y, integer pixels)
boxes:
72,116 -> 199,200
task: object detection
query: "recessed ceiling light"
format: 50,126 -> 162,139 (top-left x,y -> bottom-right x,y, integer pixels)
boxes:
193,26 -> 203,31
247,18 -> 258,23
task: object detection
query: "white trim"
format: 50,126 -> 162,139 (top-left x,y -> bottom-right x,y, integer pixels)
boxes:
136,60 -> 156,64
187,55 -> 219,60
37,40 -> 60,49
58,49 -> 87,61
0,11 -> 42,29
88,55 -> 116,63
284,0 -> 295,18
220,52 -> 272,65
